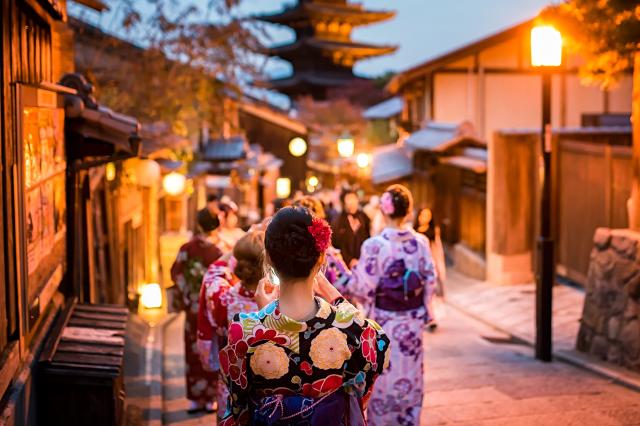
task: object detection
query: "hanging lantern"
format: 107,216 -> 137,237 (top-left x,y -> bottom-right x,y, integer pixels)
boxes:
276,177 -> 291,199
163,171 -> 186,196
288,137 -> 308,157
356,153 -> 371,169
337,133 -> 355,158
105,162 -> 116,182
140,283 -> 163,309
135,159 -> 161,187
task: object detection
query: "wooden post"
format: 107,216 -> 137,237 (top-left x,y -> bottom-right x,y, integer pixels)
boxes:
629,50 -> 640,231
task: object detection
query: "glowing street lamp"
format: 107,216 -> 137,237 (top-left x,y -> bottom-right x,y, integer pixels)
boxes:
531,23 -> 562,363
276,177 -> 291,199
308,175 -> 319,187
288,137 -> 308,157
356,153 -> 371,169
337,133 -> 355,158
162,171 -> 186,196
140,283 -> 163,309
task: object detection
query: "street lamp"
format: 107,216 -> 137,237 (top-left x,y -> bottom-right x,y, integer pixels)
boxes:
356,153 -> 371,169
163,171 -> 186,196
531,24 -> 562,362
289,137 -> 308,157
337,132 -> 355,158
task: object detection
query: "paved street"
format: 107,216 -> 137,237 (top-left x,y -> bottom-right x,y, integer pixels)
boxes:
423,307 -> 640,425
135,304 -> 640,425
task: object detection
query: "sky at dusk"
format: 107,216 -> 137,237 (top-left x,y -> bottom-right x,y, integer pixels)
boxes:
72,0 -> 557,79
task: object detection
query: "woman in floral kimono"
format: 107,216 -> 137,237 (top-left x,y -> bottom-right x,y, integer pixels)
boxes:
197,231 -> 262,415
339,185 -> 436,426
170,208 -> 223,413
219,206 -> 390,425
294,196 -> 351,288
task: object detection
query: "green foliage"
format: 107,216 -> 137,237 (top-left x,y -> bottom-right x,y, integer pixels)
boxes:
543,1 -> 640,88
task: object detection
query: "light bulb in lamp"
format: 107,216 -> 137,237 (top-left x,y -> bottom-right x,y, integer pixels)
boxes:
288,137 -> 308,157
163,171 -> 186,196
531,25 -> 562,67
140,283 -> 163,309
356,153 -> 371,169
276,177 -> 291,199
337,134 -> 355,158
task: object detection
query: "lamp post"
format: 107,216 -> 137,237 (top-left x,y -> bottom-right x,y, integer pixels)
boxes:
531,24 -> 562,362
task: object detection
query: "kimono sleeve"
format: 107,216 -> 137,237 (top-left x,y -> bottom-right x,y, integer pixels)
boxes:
340,238 -> 380,317
169,245 -> 189,310
343,318 -> 390,410
418,236 -> 438,318
196,283 -> 214,360
219,320 -> 250,425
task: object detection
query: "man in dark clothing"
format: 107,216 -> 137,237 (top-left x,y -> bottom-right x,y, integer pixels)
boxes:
331,189 -> 371,267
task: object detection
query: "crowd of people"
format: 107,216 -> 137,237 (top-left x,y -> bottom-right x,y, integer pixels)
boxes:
169,184 -> 448,425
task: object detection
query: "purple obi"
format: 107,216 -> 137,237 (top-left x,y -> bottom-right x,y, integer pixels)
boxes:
375,259 -> 425,312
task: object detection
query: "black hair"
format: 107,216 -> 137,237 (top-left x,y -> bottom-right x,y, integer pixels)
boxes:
340,188 -> 358,205
197,208 -> 220,233
384,184 -> 413,219
207,194 -> 218,203
219,202 -> 237,217
265,206 -> 320,279
414,207 -> 436,241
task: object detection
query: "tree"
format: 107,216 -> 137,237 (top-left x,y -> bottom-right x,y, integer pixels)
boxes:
73,0 -> 263,140
542,1 -> 640,229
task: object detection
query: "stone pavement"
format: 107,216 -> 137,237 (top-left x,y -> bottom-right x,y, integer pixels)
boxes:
445,269 -> 640,389
422,306 -> 640,425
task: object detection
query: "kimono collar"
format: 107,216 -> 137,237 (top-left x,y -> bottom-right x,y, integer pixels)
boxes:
273,297 -> 333,331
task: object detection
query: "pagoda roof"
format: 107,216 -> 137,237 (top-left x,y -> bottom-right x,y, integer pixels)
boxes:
257,2 -> 395,27
269,71 -> 359,89
270,38 -> 397,60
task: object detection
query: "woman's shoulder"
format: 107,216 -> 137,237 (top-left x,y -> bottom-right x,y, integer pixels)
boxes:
202,261 -> 233,294
329,299 -> 385,337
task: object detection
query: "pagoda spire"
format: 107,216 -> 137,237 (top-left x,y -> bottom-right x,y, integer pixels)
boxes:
256,0 -> 397,100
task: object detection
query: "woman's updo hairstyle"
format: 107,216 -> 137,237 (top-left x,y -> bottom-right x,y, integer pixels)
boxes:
233,231 -> 265,285
265,206 -> 323,279
380,184 -> 413,219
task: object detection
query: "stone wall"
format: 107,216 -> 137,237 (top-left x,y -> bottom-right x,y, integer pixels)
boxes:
576,228 -> 640,372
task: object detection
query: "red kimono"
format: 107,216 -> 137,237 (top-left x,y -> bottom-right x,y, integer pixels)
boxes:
197,260 -> 259,415
170,234 -> 222,405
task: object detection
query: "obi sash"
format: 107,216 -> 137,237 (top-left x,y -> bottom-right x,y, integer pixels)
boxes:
375,259 -> 424,312
250,388 -> 365,426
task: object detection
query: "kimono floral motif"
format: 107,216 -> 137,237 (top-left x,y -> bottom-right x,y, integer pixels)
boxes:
250,343 -> 290,379
309,328 -> 351,370
337,227 -> 437,426
219,297 -> 390,425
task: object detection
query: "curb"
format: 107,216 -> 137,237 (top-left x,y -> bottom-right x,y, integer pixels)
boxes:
445,300 -> 640,393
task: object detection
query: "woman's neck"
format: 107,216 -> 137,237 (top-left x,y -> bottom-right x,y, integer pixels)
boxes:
385,217 -> 405,230
278,277 -> 317,322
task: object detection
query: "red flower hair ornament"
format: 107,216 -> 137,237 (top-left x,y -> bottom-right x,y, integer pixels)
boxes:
308,217 -> 332,253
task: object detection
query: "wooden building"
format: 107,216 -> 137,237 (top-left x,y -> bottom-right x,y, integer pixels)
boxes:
257,0 -> 396,100
388,18 -> 632,282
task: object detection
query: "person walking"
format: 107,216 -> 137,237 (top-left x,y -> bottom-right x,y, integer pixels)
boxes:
331,189 -> 370,268
415,207 -> 447,329
218,206 -> 390,425
338,185 -> 437,426
216,201 -> 245,253
197,231 -> 263,417
170,208 -> 223,413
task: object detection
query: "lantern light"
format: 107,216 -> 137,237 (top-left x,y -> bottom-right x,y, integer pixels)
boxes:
276,177 -> 291,199
163,171 -> 186,196
531,25 -> 562,67
308,175 -> 319,187
337,133 -> 355,158
135,159 -> 161,187
106,162 -> 116,181
356,153 -> 371,169
288,137 -> 308,157
140,283 -> 163,309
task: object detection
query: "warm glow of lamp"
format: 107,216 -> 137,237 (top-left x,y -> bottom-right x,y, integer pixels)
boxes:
276,177 -> 291,199
106,162 -> 116,181
337,133 -> 355,158
356,153 -> 371,169
308,175 -> 319,187
135,159 -> 161,187
531,25 -> 562,67
288,137 -> 308,157
140,283 -> 163,309
163,171 -> 186,196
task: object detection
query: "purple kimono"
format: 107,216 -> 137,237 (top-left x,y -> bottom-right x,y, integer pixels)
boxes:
337,227 -> 436,426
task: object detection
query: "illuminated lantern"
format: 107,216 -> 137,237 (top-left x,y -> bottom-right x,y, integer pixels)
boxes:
308,175 -> 319,187
140,283 -> 163,309
288,137 -> 308,157
276,177 -> 291,199
135,159 -> 161,187
530,25 -> 562,67
356,153 -> 371,169
162,171 -> 186,196
337,133 -> 355,158
106,162 -> 116,181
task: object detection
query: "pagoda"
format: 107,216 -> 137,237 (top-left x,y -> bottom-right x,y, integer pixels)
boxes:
257,0 -> 397,100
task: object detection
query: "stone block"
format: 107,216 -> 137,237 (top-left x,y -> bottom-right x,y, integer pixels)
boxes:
590,335 -> 609,359
593,228 -> 612,250
626,273 -> 640,301
624,301 -> 639,320
607,316 -> 621,340
581,300 -> 601,328
576,325 -> 593,352
592,249 -> 616,281
619,319 -> 640,361
607,344 -> 622,364
611,233 -> 638,260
